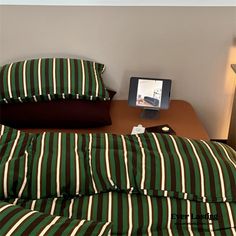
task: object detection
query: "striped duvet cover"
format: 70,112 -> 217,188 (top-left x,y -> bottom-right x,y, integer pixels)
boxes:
0,124 -> 235,235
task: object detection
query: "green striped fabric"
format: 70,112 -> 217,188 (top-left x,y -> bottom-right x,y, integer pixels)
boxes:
0,58 -> 110,104
7,193 -> 236,236
0,124 -> 236,235
0,200 -> 111,236
0,125 -> 34,198
27,131 -> 236,202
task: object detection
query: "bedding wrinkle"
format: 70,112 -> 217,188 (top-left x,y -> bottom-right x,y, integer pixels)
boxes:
0,124 -> 235,235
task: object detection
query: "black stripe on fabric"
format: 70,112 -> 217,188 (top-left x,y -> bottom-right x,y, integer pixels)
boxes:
83,135 -> 90,194
40,199 -> 47,213
44,58 -> 50,94
137,195 -> 144,235
196,141 -> 217,200
162,135 -> 177,192
179,138 -> 196,195
54,218 -> 72,236
65,134 -> 71,195
83,222 -> 97,235
14,62 -> 20,98
73,59 -> 79,95
21,214 -> 47,235
12,158 -> 21,195
76,197 -> 84,219
30,60 -> 36,96
117,193 -> 123,234
86,61 -> 93,96
96,193 -> 103,222
46,134 -> 54,197
60,198 -> 67,217
28,136 -> 38,199
113,135 -> 122,189
146,134 -> 156,191
59,59 -> 64,94
214,203 -> 227,236
95,147 -> 107,190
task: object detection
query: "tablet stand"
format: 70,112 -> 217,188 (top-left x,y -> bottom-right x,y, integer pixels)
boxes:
141,109 -> 160,119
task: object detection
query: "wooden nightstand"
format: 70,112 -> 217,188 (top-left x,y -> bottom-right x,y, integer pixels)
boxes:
26,100 -> 209,140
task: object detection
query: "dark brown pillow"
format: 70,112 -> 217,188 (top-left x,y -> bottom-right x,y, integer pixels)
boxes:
0,90 -> 116,129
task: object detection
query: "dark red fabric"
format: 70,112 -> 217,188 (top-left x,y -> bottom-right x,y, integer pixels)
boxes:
0,90 -> 116,129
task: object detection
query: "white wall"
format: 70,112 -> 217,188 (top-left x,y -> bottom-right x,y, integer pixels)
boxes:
0,6 -> 235,139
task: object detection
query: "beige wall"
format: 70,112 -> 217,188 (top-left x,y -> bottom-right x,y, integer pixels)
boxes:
0,6 -> 236,139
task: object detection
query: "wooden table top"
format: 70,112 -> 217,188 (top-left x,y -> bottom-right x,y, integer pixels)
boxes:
25,100 -> 209,140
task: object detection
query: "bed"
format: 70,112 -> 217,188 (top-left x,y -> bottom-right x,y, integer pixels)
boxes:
0,58 -> 235,235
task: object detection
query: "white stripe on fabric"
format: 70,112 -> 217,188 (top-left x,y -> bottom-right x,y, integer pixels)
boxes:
70,220 -> 86,236
74,134 -> 80,195
47,94 -> 52,101
226,202 -> 236,235
53,58 -> 56,94
0,203 -> 12,213
30,200 -> 36,211
187,139 -> 206,202
56,133 -> 62,197
0,125 -> 5,137
37,132 -> 46,199
38,58 -> 42,95
18,151 -> 28,198
108,191 -> 112,222
68,198 -> 74,219
50,198 -> 57,215
6,211 -> 36,236
201,140 -> 226,201
127,194 -> 132,236
147,195 -> 152,236
13,198 -> 19,205
136,134 -> 146,190
7,63 -> 13,98
98,222 -> 112,236
121,135 -> 131,189
206,202 -> 214,236
105,134 -> 115,187
23,60 -> 28,97
3,98 -> 8,103
167,197 -> 173,236
186,200 -> 194,236
33,95 -> 37,102
3,130 -> 21,198
93,61 -> 99,97
152,133 -> 166,192
67,58 -> 71,94
81,60 -> 85,95
18,97 -> 23,103
88,134 -> 98,193
39,216 -> 60,236
170,135 -> 186,194
87,195 -> 93,220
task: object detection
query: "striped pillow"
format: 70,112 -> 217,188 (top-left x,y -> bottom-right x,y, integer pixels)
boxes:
0,58 -> 110,104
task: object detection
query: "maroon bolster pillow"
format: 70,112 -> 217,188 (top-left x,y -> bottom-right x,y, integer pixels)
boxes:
0,90 -> 116,129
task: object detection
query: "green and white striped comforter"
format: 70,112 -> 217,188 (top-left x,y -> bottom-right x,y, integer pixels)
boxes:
0,124 -> 235,235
